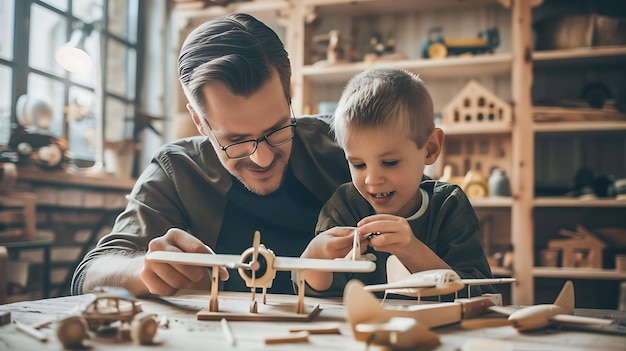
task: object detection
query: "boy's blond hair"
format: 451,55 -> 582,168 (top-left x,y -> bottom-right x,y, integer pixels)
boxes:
332,67 -> 435,148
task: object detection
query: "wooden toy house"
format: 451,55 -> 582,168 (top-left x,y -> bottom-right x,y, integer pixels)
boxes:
548,225 -> 607,268
433,80 -> 513,181
441,80 -> 512,130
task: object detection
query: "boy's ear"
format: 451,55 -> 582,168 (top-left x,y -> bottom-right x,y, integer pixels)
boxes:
424,128 -> 444,165
187,103 -> 208,136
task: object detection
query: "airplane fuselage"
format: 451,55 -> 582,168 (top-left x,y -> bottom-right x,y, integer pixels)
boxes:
508,304 -> 567,331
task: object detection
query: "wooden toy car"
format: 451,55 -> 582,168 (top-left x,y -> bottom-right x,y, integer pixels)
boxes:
56,287 -> 157,347
421,27 -> 499,59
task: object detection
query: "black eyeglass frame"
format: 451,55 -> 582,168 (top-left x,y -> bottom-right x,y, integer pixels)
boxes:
204,107 -> 297,160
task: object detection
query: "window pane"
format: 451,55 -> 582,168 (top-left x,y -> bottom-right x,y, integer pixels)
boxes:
73,0 -> 103,23
41,0 -> 68,12
27,73 -> 65,139
0,65 -> 12,145
108,0 -> 138,42
104,96 -> 132,142
29,4 -> 66,76
106,39 -> 135,99
0,0 -> 14,60
67,86 -> 96,162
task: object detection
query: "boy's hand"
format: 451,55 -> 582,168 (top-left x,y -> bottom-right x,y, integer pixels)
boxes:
141,228 -> 229,296
357,214 -> 418,258
301,226 -> 367,259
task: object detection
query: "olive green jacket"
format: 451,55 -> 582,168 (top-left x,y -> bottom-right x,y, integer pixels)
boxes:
71,117 -> 350,295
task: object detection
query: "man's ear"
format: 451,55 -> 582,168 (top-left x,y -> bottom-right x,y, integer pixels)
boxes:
424,128 -> 444,165
187,103 -> 208,136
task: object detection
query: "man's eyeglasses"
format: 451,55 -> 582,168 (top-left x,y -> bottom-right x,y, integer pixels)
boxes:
204,112 -> 297,160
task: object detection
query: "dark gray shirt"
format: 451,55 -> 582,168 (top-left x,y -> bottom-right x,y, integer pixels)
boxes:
310,180 -> 494,298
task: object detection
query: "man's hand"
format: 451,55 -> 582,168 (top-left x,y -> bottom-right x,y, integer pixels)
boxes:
141,228 -> 229,296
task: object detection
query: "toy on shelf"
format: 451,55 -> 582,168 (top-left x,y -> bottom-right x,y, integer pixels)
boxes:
441,80 -> 512,129
547,225 -> 607,268
439,166 -> 491,199
146,231 -> 374,321
439,165 -> 464,187
435,80 -> 512,182
421,27 -> 499,59
488,168 -> 511,197
312,30 -> 356,66
363,33 -> 406,63
461,170 -> 490,198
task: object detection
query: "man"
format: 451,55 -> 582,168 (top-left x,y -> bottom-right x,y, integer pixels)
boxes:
71,13 -> 351,297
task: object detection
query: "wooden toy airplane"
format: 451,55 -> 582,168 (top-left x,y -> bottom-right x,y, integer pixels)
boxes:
344,280 -> 504,349
146,231 -> 375,319
363,255 -> 515,301
461,280 -> 617,332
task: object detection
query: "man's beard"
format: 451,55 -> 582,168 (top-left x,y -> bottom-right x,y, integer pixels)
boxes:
233,151 -> 287,195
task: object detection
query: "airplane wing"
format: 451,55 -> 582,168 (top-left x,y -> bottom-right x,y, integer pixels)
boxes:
145,251 -> 246,268
273,256 -> 375,272
488,305 -> 517,316
363,280 -> 437,292
461,277 -> 516,285
551,314 -> 615,326
355,317 -> 416,333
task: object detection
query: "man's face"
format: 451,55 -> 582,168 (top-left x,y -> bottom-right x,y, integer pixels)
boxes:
191,71 -> 292,195
345,127 -> 428,218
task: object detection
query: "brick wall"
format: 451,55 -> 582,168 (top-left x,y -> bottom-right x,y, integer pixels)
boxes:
8,167 -> 134,300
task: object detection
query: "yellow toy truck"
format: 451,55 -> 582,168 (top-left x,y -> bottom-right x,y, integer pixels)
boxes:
421,27 -> 500,59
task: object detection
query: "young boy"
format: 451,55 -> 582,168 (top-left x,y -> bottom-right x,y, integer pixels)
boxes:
300,67 -> 494,297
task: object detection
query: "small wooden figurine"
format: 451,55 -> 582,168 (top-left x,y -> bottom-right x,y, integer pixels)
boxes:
312,30 -> 353,66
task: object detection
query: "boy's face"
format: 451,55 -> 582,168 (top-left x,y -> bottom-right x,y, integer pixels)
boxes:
344,127 -> 440,217
188,70 -> 293,195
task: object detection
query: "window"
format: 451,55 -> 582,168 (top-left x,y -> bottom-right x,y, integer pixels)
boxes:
2,0 -> 143,168
0,0 -> 15,145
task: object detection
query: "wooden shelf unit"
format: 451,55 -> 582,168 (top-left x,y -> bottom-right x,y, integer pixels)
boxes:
172,1 -> 626,306
534,198 -> 626,208
300,54 -> 513,84
533,267 -> 626,280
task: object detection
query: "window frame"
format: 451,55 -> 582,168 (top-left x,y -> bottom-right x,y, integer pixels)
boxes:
4,0 -> 145,169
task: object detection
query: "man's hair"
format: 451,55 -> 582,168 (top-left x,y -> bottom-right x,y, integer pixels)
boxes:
332,67 -> 435,148
178,13 -> 291,117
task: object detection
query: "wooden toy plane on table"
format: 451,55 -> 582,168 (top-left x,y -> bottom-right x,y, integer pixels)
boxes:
363,255 -> 516,301
462,280 -> 619,333
146,231 -> 375,321
344,280 -> 506,349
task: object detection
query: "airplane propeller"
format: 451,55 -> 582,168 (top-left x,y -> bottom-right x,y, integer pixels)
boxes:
249,230 -> 261,312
